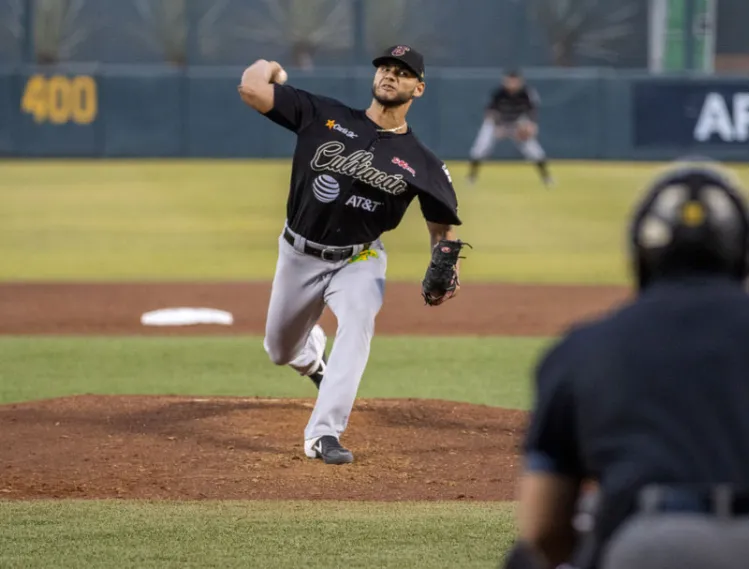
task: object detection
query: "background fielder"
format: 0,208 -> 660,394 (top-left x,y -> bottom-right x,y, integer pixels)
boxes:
468,70 -> 552,187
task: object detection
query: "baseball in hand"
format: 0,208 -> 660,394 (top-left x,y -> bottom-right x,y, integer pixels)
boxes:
275,69 -> 288,85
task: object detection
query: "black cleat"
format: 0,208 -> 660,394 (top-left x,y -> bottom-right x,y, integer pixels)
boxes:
305,435 -> 354,465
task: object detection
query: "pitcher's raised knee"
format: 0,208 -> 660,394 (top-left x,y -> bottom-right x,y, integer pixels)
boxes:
263,336 -> 294,366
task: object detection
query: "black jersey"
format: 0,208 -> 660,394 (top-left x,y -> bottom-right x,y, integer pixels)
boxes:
487,86 -> 539,122
263,84 -> 461,246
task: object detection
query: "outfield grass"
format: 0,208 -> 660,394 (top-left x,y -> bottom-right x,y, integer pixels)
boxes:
4,160 -> 745,283
0,501 -> 516,569
0,336 -> 547,408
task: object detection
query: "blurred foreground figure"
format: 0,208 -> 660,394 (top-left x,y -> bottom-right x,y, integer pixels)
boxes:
501,160 -> 749,569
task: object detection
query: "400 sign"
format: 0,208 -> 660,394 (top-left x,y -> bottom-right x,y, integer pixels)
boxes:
21,75 -> 98,125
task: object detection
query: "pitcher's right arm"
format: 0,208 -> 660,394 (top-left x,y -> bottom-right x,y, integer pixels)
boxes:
237,59 -> 285,113
238,60 -> 321,134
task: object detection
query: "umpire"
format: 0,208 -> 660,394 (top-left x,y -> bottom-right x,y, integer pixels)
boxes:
501,162 -> 749,569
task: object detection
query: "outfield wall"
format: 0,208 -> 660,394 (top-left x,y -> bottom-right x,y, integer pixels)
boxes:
0,65 -> 746,161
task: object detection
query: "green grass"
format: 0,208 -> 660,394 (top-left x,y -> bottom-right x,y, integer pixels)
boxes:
0,501 -> 513,569
0,336 -> 548,408
3,160 -> 745,283
0,501 -> 516,569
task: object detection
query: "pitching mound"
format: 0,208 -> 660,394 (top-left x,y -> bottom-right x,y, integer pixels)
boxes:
0,396 -> 526,501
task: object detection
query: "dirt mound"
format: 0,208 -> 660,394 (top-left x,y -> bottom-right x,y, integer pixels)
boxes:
0,396 -> 526,501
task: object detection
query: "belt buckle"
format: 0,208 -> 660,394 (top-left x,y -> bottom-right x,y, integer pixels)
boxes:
320,247 -> 344,262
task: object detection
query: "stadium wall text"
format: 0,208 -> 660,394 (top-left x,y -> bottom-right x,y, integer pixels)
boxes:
0,66 -> 746,161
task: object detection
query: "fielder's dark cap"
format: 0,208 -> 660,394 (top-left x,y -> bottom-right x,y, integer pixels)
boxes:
372,45 -> 425,81
629,163 -> 749,290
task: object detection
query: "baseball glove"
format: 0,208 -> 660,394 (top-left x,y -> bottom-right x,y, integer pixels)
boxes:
421,239 -> 472,306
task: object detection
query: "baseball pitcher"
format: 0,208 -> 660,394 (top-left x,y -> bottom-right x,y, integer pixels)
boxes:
238,45 -> 469,465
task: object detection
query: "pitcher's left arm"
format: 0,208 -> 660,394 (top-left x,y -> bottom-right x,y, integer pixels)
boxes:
417,161 -> 469,306
420,221 -> 471,306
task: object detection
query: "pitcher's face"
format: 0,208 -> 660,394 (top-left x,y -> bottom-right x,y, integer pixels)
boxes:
372,62 -> 424,107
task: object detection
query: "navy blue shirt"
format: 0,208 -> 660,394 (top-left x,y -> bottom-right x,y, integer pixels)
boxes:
524,276 -> 749,546
263,84 -> 461,246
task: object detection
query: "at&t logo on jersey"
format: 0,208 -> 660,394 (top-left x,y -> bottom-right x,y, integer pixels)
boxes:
345,195 -> 382,212
326,119 -> 358,139
312,174 -> 340,203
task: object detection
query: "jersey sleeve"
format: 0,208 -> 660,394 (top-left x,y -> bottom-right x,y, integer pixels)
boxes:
523,334 -> 584,478
263,84 -> 321,133
419,162 -> 461,225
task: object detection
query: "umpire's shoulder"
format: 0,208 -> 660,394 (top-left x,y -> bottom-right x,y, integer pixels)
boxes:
534,320 -> 603,389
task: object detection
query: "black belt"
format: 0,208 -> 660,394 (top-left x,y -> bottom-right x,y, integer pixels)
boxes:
638,485 -> 748,517
283,228 -> 371,262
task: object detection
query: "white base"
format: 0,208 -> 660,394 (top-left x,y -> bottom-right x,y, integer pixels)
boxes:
140,307 -> 234,326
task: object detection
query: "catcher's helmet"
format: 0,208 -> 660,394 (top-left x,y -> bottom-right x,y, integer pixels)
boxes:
629,162 -> 748,290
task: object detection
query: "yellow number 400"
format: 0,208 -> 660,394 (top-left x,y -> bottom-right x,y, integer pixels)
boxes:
21,75 -> 98,125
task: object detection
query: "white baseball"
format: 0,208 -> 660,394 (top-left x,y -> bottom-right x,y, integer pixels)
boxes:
276,69 -> 288,85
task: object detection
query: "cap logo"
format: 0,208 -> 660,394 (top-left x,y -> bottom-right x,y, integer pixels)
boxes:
681,201 -> 706,227
391,45 -> 410,56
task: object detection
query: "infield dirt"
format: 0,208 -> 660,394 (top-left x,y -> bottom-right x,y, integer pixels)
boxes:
0,282 -> 627,500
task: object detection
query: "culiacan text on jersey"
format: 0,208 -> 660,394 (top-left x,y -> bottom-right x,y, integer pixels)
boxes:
310,141 -> 409,196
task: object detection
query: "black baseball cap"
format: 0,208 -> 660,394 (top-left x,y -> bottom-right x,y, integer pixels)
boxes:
372,45 -> 425,81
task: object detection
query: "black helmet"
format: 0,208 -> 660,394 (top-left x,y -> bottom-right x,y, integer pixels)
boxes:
629,162 -> 748,290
